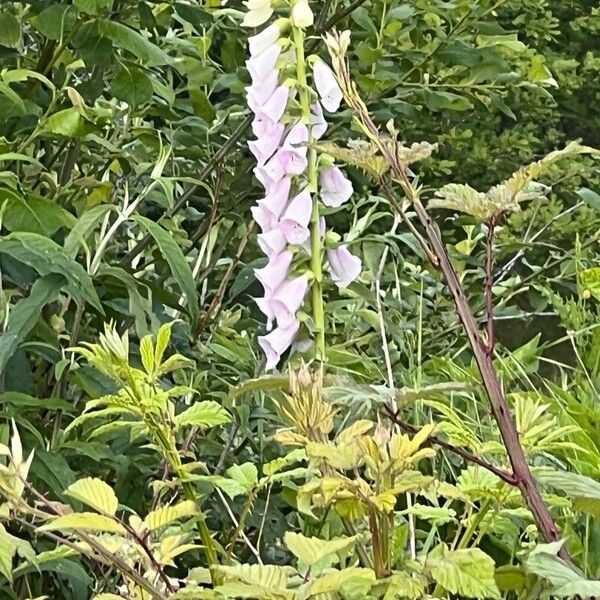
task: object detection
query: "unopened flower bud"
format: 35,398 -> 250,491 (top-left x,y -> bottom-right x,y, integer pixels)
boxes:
292,0 -> 314,28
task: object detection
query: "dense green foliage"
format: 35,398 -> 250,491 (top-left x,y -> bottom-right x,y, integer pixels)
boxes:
0,0 -> 599,598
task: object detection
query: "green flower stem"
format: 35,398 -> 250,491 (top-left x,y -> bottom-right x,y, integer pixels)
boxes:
292,25 -> 326,369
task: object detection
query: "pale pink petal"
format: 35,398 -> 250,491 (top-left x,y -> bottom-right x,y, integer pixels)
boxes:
254,250 -> 293,292
261,177 -> 291,217
253,165 -> 274,190
248,120 -> 284,165
257,227 -> 287,258
248,23 -> 280,56
279,190 -> 312,244
313,59 -> 343,112
246,43 -> 281,81
283,122 -> 309,151
261,85 -> 289,121
302,216 -> 325,254
246,70 -> 278,107
258,319 -> 300,370
277,147 -> 308,175
262,150 -> 287,182
242,6 -> 273,28
328,246 -> 362,288
251,203 -> 277,232
272,276 -> 308,327
311,102 -> 327,139
279,221 -> 310,245
254,296 -> 275,330
320,166 -> 353,207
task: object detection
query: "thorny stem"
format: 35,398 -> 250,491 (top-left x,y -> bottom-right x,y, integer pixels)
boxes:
329,44 -> 569,560
293,26 -> 326,372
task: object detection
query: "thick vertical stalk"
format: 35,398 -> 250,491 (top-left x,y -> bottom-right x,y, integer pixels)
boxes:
292,26 -> 326,369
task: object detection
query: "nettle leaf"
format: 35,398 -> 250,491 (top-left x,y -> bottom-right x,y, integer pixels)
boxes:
0,232 -> 102,312
175,400 -> 230,429
65,477 -> 118,516
141,500 -> 196,532
536,468 -> 600,516
284,533 -> 358,567
382,571 -> 429,600
38,513 -> 126,535
217,564 -> 293,598
425,544 -> 501,599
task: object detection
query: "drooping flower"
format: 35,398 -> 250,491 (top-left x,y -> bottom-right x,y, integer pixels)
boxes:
257,227 -> 288,259
311,102 -> 327,139
272,276 -> 309,327
248,119 -> 284,164
246,43 -> 281,80
313,59 -> 343,112
279,189 -> 312,244
328,246 -> 362,288
320,166 -> 353,207
246,69 -> 279,106
248,23 -> 282,56
255,250 -> 293,292
248,84 -> 289,120
291,0 -> 314,28
258,319 -> 300,370
242,0 -> 273,27
260,177 -> 291,217
251,202 -> 278,232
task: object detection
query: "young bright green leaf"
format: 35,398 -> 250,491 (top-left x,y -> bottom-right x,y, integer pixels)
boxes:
65,477 -> 119,516
141,500 -> 197,532
38,513 -> 126,535
284,533 -> 358,567
175,401 -> 230,429
425,544 -> 501,599
308,567 -> 376,598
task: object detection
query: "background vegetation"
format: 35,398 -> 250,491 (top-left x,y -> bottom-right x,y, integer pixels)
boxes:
0,0 -> 599,598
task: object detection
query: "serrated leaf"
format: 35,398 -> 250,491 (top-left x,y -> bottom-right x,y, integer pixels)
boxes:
65,478 -> 118,516
425,544 -> 501,599
284,532 -> 358,567
175,401 -> 230,429
309,567 -> 376,598
38,513 -> 126,535
142,500 -> 196,532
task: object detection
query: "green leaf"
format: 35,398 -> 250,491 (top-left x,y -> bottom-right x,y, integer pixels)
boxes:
284,533 -> 358,567
0,525 -> 18,582
111,66 -> 153,107
141,500 -> 196,532
0,232 -> 102,312
175,401 -> 230,429
577,187 -> 600,212
30,5 -> 76,40
38,513 -> 126,534
425,544 -> 501,599
63,204 -> 114,258
0,13 -> 21,48
1,192 -> 76,236
43,108 -> 84,137
309,568 -> 376,598
0,392 -> 71,411
98,21 -> 171,66
225,463 -> 258,492
536,468 -> 600,516
133,216 -> 199,322
65,477 -> 119,516
74,0 -> 112,15
0,274 -> 65,375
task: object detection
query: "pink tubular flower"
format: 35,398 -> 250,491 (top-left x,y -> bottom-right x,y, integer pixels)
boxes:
328,246 -> 362,288
311,102 -> 327,139
248,23 -> 281,56
272,276 -> 309,327
248,119 -> 284,165
258,319 -> 300,370
257,227 -> 287,259
254,250 -> 293,293
261,177 -> 291,217
248,85 -> 289,120
320,166 -> 353,207
313,59 -> 343,112
251,202 -> 278,232
279,189 -> 312,244
246,43 -> 281,80
246,69 -> 279,107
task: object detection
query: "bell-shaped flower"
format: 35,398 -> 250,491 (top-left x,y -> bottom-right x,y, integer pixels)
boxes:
310,102 -> 327,139
260,177 -> 291,218
320,166 -> 353,207
242,1 -> 273,28
257,227 -> 287,259
292,0 -> 314,28
252,113 -> 281,138
255,250 -> 293,293
279,189 -> 312,244
328,246 -> 362,288
269,121 -> 309,177
272,276 -> 308,327
246,43 -> 281,81
246,69 -> 278,107
258,319 -> 300,370
248,119 -> 284,165
251,202 -> 278,232
248,23 -> 281,56
313,59 -> 343,112
302,216 -> 325,254
284,121 -> 309,149
249,85 -> 289,121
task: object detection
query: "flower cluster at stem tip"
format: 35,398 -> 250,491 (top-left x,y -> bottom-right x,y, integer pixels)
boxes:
243,0 -> 362,370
